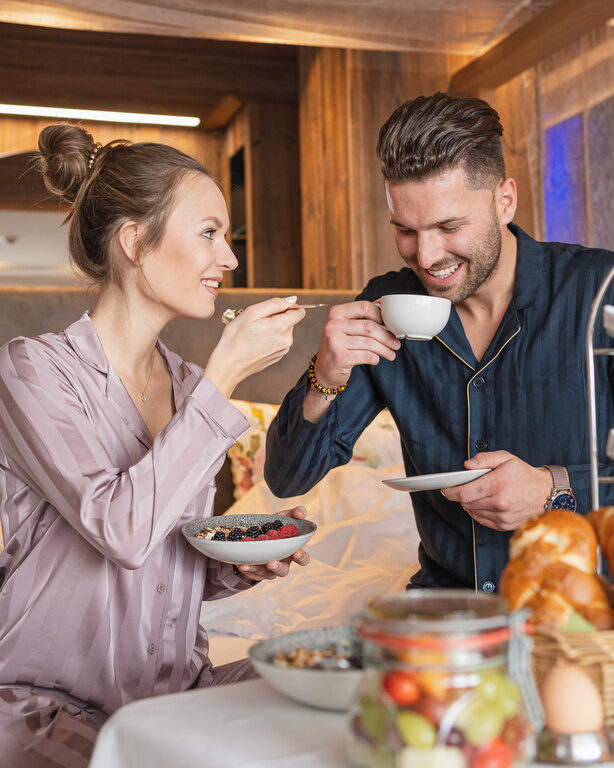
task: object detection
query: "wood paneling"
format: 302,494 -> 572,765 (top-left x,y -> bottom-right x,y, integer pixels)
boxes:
0,0 -> 560,54
0,22 -> 298,129
221,103 -> 301,288
299,49 -> 353,290
0,116 -> 226,208
482,78 -> 542,240
451,0 -> 614,95
248,104 -> 301,288
299,48 -> 468,289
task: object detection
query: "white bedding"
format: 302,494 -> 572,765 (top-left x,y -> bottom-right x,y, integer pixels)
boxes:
201,462 -> 420,642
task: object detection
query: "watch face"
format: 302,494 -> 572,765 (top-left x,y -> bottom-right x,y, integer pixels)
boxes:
550,492 -> 576,511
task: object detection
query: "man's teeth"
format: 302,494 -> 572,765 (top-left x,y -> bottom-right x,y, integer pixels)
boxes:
428,264 -> 460,279
201,279 -> 219,288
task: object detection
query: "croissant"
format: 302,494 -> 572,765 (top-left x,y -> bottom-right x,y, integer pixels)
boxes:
500,509 -> 614,630
587,507 -> 614,577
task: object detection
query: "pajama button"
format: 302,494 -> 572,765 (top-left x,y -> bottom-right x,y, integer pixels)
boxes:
147,643 -> 157,655
475,439 -> 488,451
157,584 -> 166,593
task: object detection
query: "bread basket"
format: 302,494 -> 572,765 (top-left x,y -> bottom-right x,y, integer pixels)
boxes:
532,626 -> 614,730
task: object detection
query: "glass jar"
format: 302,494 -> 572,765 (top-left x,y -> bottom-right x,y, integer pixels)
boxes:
347,590 -> 540,768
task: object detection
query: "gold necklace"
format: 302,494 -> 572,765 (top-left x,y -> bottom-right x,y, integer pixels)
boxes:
118,350 -> 156,403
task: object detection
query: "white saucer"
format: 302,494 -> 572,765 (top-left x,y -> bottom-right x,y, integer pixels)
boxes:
382,468 -> 491,492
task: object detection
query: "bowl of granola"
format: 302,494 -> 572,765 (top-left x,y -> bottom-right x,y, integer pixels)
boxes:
182,513 -> 316,565
248,625 -> 362,711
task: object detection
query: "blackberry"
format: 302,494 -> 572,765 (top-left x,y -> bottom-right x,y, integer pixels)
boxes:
212,530 -> 226,541
262,519 -> 284,532
245,525 -> 262,537
227,527 -> 245,541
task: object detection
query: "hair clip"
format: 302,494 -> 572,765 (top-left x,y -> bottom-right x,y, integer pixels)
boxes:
87,143 -> 102,171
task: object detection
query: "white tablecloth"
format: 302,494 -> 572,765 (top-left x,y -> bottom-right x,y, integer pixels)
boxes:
88,678 -> 570,768
89,679 -> 348,768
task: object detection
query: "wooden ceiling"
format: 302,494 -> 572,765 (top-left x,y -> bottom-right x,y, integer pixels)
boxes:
2,0 -> 562,54
0,22 -> 298,129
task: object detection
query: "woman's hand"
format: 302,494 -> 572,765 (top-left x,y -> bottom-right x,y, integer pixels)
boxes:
234,506 -> 311,582
204,297 -> 306,397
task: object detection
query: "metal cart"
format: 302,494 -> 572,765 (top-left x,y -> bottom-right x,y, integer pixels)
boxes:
586,263 -> 614,512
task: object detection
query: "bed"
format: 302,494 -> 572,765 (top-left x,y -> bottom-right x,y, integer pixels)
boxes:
0,284 -> 420,662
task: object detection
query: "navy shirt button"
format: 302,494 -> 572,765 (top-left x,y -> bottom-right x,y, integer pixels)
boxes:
482,581 -> 495,593
472,376 -> 485,389
475,439 -> 488,451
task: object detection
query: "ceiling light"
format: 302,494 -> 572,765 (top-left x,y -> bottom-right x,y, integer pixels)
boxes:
0,104 -> 200,128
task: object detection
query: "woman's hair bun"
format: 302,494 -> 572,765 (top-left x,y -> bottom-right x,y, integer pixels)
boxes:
37,123 -> 97,203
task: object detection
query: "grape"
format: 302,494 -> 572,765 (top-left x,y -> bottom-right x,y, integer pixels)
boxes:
456,699 -> 504,747
360,695 -> 390,743
397,745 -> 468,768
476,671 -> 520,718
397,711 -> 437,749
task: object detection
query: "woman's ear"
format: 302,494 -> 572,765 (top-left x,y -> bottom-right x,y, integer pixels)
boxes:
117,221 -> 140,265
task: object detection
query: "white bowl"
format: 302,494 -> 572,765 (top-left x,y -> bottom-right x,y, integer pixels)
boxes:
249,625 -> 363,711
182,513 -> 316,565
379,294 -> 451,340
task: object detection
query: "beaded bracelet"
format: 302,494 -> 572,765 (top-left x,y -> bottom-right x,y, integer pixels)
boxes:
307,354 -> 348,400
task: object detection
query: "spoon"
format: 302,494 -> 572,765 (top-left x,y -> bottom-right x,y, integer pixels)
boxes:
221,304 -> 327,324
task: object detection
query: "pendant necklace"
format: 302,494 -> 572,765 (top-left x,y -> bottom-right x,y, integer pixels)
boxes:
119,349 -> 155,403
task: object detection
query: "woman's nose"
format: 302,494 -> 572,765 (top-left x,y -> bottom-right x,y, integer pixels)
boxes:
220,240 -> 239,271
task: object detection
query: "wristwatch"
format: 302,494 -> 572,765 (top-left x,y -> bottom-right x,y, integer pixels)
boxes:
543,465 -> 576,511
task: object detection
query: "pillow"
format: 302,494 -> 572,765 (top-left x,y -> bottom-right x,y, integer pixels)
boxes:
227,399 -> 403,499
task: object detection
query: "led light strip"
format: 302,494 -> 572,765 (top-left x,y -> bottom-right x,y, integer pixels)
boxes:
0,104 -> 200,128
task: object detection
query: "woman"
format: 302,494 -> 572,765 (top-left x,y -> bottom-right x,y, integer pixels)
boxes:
0,124 -> 308,767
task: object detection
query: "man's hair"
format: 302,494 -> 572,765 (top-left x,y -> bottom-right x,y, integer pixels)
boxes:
377,92 -> 505,190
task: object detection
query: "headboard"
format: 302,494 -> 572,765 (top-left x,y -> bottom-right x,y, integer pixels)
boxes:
0,285 -> 357,514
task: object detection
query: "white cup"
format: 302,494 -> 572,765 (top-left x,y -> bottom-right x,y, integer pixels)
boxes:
379,294 -> 451,340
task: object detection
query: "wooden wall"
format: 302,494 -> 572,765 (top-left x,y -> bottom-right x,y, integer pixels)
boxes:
299,48 -> 469,290
0,117 -> 226,209
220,103 -> 301,288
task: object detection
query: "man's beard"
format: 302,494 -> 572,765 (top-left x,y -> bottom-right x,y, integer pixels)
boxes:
421,209 -> 503,305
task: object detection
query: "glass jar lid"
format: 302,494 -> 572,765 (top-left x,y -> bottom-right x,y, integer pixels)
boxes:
357,589 -> 525,650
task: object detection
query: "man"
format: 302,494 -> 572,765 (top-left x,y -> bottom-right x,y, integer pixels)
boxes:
264,91 -> 614,590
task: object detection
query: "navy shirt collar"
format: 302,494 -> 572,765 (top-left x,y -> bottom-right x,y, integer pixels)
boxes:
509,222 -> 544,310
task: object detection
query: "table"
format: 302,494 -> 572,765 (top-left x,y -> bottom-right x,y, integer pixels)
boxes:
88,679 -> 591,768
89,679 -> 348,768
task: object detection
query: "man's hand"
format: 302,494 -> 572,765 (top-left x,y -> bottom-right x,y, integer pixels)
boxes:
441,451 -> 552,531
234,506 -> 311,581
304,300 -> 400,422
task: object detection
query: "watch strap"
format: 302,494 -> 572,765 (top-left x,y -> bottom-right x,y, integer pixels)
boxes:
543,464 -> 571,492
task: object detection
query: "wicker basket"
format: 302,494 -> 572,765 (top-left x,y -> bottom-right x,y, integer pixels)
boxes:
532,627 -> 614,729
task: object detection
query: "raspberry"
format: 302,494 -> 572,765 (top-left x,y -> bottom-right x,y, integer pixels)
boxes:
241,536 -> 255,541
212,530 -> 226,541
266,529 -> 281,539
278,524 -> 300,538
256,534 -> 269,540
